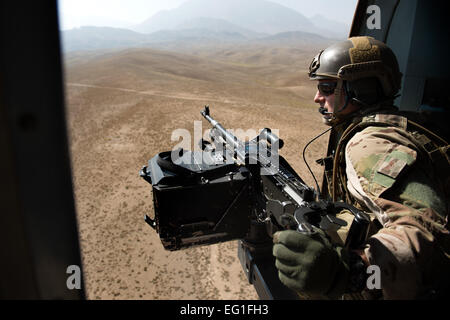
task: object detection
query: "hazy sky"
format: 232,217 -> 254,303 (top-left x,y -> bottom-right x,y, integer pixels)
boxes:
58,0 -> 358,30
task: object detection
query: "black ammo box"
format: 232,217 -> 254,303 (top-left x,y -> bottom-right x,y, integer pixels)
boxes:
140,150 -> 253,250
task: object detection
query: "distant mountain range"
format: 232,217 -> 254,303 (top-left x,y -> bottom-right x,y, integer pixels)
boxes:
133,0 -> 316,35
175,17 -> 267,39
61,0 -> 349,53
61,26 -> 333,52
309,14 -> 351,38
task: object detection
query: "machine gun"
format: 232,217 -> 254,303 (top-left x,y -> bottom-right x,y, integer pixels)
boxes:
139,106 -> 370,299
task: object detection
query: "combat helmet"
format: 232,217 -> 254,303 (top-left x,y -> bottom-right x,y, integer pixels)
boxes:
309,36 -> 402,121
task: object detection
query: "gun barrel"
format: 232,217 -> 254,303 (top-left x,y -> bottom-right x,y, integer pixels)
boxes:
201,106 -> 244,157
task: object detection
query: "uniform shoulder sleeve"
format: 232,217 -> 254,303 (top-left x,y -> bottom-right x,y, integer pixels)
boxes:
344,125 -> 418,225
345,126 -> 450,299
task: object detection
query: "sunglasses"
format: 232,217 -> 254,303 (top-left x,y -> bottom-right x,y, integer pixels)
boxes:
317,82 -> 337,96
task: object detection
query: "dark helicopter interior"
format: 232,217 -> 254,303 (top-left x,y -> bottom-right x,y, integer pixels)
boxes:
351,0 -> 449,137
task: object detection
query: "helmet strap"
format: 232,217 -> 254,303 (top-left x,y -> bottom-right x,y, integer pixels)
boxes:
333,79 -> 350,116
327,80 -> 362,126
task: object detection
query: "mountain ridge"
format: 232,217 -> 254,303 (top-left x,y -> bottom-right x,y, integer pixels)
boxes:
133,0 -> 316,35
61,26 -> 334,53
61,0 -> 347,53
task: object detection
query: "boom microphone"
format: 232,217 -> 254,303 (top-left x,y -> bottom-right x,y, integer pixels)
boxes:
318,106 -> 332,115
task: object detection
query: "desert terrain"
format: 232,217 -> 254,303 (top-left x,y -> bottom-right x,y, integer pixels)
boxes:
63,42 -> 332,300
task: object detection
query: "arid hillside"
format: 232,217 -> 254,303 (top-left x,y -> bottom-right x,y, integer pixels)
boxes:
64,43 -> 332,299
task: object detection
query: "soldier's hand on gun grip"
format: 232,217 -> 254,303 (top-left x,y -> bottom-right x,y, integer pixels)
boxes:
272,229 -> 350,299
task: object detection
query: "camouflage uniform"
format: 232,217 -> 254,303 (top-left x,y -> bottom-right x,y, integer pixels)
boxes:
330,112 -> 450,299
305,36 -> 450,298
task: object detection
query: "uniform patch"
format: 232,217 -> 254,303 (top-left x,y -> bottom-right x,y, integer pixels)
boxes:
377,157 -> 407,179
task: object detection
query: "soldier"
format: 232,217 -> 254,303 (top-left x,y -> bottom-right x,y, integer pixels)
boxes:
272,36 -> 450,299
